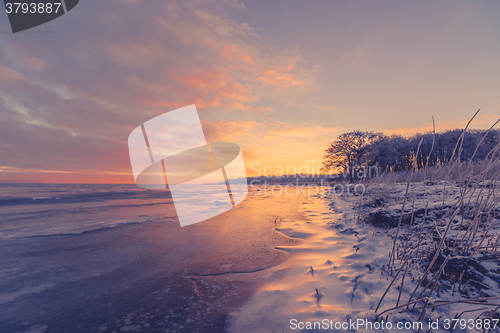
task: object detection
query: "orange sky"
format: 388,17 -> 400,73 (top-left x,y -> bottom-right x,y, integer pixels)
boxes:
0,1 -> 499,183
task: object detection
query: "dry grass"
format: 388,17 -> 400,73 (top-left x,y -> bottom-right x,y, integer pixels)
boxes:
374,161 -> 500,185
366,111 -> 500,326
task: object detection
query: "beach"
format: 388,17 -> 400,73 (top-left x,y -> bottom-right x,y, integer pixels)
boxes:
227,188 -> 397,333
3,181 -> 500,333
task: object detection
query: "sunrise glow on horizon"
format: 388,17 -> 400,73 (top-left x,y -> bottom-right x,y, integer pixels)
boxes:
1,1 -> 499,183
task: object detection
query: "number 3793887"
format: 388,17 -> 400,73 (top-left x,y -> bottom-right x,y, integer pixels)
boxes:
5,2 -> 62,14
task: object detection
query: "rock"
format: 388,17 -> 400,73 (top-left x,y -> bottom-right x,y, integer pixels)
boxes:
363,209 -> 398,228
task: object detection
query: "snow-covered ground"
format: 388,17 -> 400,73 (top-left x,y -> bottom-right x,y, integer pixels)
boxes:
228,181 -> 500,332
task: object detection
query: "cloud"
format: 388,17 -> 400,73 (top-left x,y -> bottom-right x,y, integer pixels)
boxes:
258,69 -> 307,88
200,118 -> 342,176
267,125 -> 339,139
0,67 -> 23,81
20,56 -> 47,71
220,44 -> 256,65
0,0 -> 314,182
7,1 -> 496,182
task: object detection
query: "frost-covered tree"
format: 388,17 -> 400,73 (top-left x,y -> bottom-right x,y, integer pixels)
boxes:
323,129 -> 500,173
322,130 -> 383,172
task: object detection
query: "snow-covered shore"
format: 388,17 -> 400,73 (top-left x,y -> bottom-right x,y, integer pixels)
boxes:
228,181 -> 500,332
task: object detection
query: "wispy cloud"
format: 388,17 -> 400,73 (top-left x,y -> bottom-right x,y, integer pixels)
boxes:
1,1 -> 499,182
0,0 -> 313,182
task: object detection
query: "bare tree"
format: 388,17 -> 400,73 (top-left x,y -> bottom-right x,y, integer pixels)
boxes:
322,130 -> 382,173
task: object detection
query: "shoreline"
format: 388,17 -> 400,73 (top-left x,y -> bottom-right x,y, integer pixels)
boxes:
0,185 -> 307,332
226,181 -> 500,333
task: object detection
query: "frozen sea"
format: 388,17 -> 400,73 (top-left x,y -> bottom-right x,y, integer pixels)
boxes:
0,183 -> 303,333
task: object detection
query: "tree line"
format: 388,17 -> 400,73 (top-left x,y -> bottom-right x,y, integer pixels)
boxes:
322,129 -> 500,173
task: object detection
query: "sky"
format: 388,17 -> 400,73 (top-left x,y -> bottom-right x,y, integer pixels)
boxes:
0,0 -> 499,183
